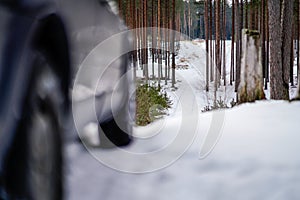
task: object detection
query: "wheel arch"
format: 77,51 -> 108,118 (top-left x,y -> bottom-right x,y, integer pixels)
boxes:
32,13 -> 71,110
1,13 -> 69,198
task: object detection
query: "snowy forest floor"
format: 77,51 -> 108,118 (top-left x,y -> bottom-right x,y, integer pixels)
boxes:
66,40 -> 300,200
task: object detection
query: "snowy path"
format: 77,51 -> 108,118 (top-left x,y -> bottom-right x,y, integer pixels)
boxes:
65,102 -> 300,200
65,41 -> 300,200
176,41 -> 236,109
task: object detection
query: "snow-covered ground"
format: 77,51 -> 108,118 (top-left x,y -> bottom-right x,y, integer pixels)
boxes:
66,40 -> 300,200
175,40 -> 236,109
178,40 -> 299,103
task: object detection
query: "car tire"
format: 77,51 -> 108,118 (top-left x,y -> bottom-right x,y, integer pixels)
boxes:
24,53 -> 64,200
2,52 -> 65,200
3,52 -> 64,199
26,101 -> 62,200
99,112 -> 132,148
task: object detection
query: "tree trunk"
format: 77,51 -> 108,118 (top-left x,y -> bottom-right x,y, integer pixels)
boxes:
245,0 -> 248,29
238,29 -> 265,103
237,0 -> 243,92
297,0 -> 300,89
158,0 -> 162,87
133,0 -> 137,81
205,0 -> 209,91
210,0 -> 214,82
171,0 -> 176,88
261,0 -> 266,87
268,0 -> 288,99
222,0 -> 226,86
143,0 -> 149,85
296,0 -> 300,86
281,0 -> 293,99
165,0 -> 170,85
188,1 -> 191,38
235,0 -> 241,93
215,0 -> 221,91
152,0 -> 155,80
265,0 -> 270,90
230,0 -> 235,85
298,0 -> 300,98
290,23 -> 294,87
184,3 -> 187,36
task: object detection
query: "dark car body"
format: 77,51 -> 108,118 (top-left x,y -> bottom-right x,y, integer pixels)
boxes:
0,0 -> 133,198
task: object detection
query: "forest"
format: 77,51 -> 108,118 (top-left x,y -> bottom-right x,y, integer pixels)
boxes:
115,0 -> 300,105
68,1 -> 300,198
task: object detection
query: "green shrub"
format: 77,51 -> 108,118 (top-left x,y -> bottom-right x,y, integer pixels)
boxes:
136,84 -> 171,126
201,97 -> 236,113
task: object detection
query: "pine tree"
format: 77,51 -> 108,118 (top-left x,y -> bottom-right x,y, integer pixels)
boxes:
205,0 -> 209,91
268,0 -> 292,100
261,0 -> 267,90
215,0 -> 221,90
281,0 -> 294,99
230,0 -> 235,86
171,0 -> 176,88
235,0 -> 241,94
222,0 -> 226,86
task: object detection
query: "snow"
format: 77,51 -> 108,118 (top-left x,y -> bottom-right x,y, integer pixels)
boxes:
136,38 -> 300,197
66,40 -> 300,200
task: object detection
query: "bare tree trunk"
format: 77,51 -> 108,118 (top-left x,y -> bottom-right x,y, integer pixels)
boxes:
143,0 -> 149,85
235,0 -> 241,94
250,0 -> 255,30
298,0 -> 300,97
265,0 -> 270,90
245,0 -> 248,29
237,0 -> 243,93
158,0 -> 162,87
138,3 -> 142,69
222,0 -> 226,86
261,0 -> 266,89
297,0 -> 300,88
268,0 -> 289,100
269,0 -> 283,99
230,0 -> 235,85
205,0 -> 209,91
184,3 -> 187,35
171,0 -> 176,88
255,2 -> 259,30
290,23 -> 294,87
165,0 -> 169,85
133,0 -> 137,81
215,0 -> 221,91
210,0 -> 214,82
281,0 -> 293,99
152,0 -> 155,80
188,1 -> 191,38
238,29 -> 265,103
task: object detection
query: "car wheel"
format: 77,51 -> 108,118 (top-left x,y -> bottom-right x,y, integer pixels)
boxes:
99,111 -> 132,148
25,53 -> 63,200
99,119 -> 130,148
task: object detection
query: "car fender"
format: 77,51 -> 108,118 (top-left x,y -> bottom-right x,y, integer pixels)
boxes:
0,4 -> 70,175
